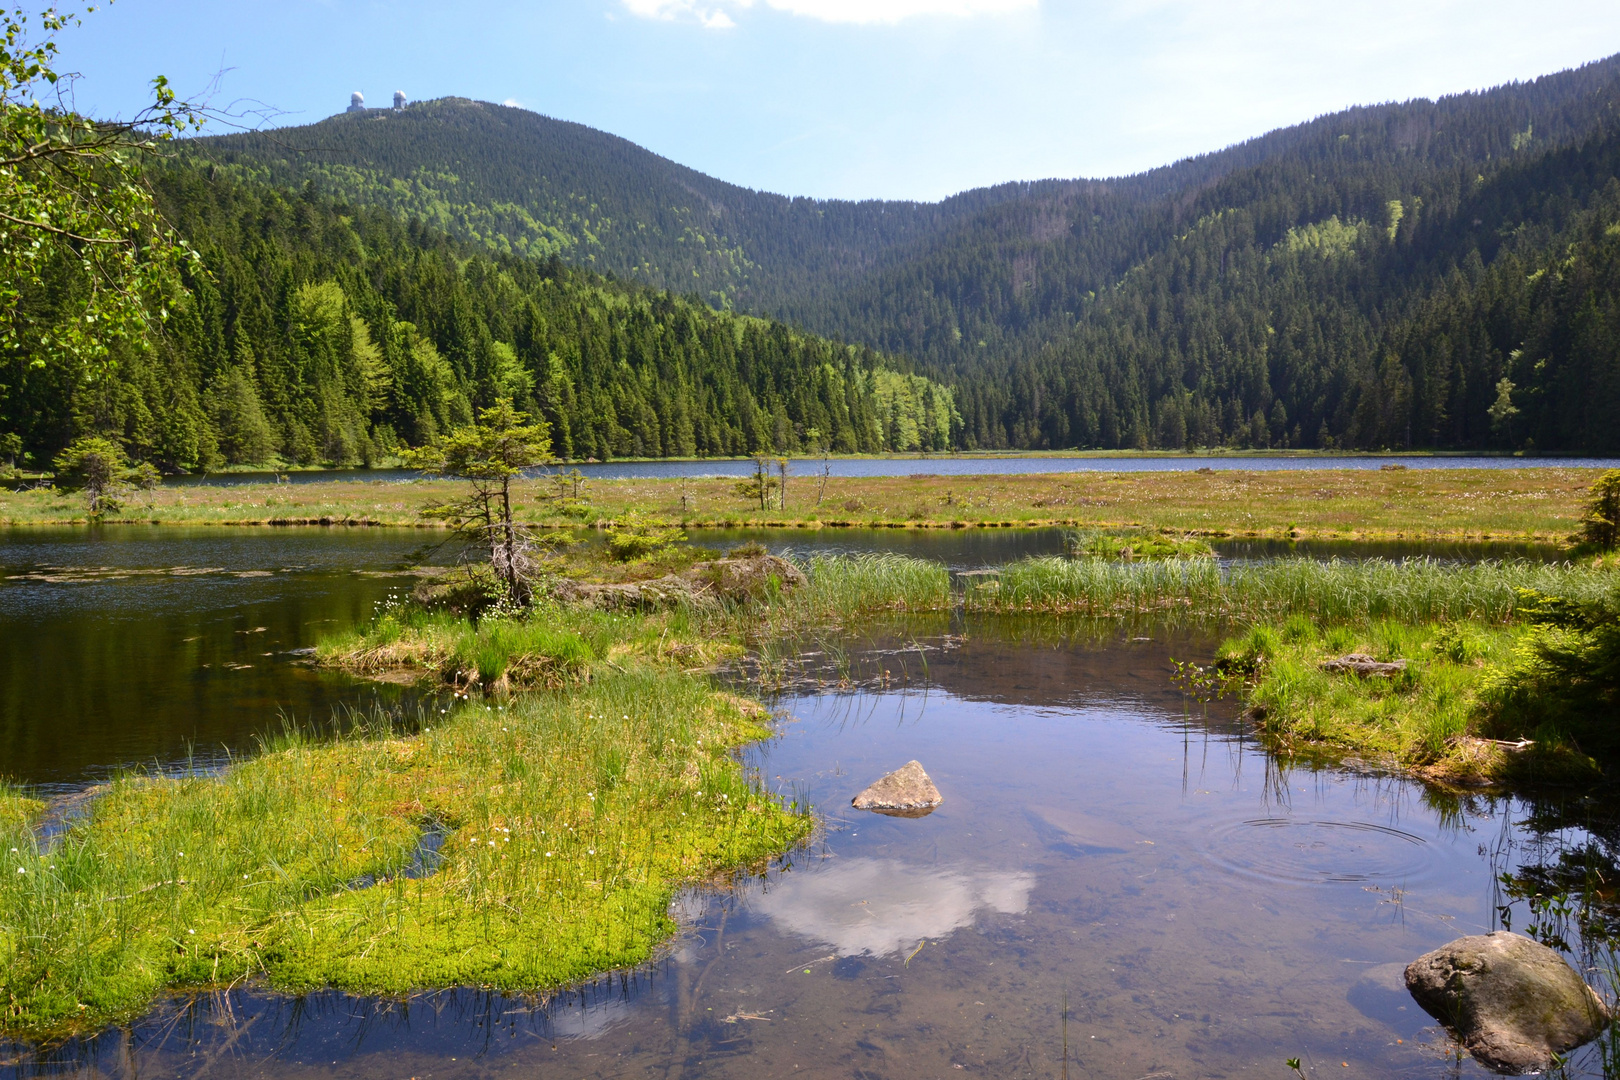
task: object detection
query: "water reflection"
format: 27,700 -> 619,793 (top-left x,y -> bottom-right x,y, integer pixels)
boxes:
751,857 -> 1036,957
687,526 -> 1570,570
0,527 -> 439,789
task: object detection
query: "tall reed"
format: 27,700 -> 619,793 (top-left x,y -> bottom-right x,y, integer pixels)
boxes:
779,553 -> 1614,624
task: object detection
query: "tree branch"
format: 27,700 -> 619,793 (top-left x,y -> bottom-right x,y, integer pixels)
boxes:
0,207 -> 131,243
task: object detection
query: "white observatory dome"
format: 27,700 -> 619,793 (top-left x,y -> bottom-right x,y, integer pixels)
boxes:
347,91 -> 365,113
393,90 -> 406,109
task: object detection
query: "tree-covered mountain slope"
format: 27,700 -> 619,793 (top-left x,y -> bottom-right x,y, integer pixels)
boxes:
1,166 -> 956,470
954,77 -> 1620,453
188,54 -> 1620,452
192,99 -> 1017,317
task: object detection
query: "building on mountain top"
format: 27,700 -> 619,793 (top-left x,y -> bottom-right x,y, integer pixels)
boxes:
345,91 -> 406,115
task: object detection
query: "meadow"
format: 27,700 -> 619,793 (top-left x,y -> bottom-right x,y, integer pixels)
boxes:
0,466 -> 1607,541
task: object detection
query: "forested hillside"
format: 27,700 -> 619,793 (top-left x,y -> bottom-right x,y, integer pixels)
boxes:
0,167 -> 957,470
189,54 -> 1620,453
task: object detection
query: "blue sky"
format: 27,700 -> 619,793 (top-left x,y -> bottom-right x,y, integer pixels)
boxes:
50,0 -> 1620,201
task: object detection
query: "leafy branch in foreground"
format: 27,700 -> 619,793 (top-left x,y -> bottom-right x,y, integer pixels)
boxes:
0,5 -> 208,374
407,399 -> 553,605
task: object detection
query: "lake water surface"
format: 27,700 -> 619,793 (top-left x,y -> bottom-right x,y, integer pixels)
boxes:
1,529 -> 1613,1078
157,452 -> 1620,486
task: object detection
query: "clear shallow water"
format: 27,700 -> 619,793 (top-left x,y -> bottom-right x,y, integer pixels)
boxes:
154,453 -> 1620,486
5,625 -> 1613,1078
2,531 -> 1615,1079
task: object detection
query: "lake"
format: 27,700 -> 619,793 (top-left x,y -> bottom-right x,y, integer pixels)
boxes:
1,528 -> 1611,1078
157,453 -> 1620,487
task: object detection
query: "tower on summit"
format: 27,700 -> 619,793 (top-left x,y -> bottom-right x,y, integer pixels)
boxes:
393,90 -> 407,109
347,91 -> 365,113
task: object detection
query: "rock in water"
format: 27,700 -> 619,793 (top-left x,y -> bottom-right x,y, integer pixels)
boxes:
852,761 -> 942,817
1405,931 -> 1611,1073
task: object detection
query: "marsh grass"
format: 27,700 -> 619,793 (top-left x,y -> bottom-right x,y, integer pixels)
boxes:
1214,613 -> 1610,786
0,671 -> 807,1038
790,553 -> 951,616
777,552 -> 1615,624
1221,619 -> 1506,761
1062,529 -> 1215,560
980,555 -> 1619,621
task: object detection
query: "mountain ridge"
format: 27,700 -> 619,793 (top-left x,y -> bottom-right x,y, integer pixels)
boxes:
183,52 -> 1620,452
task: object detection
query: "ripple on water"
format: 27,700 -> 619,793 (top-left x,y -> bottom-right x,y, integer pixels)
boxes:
1199,816 -> 1433,886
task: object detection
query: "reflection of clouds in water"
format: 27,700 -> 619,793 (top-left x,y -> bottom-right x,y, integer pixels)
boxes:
544,993 -> 637,1041
751,858 -> 1035,957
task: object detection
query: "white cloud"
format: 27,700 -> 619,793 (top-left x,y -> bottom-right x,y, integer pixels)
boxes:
624,0 -> 1035,28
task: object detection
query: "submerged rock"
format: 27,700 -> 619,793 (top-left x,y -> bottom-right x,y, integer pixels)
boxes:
1405,930 -> 1611,1073
1024,805 -> 1147,853
852,760 -> 942,817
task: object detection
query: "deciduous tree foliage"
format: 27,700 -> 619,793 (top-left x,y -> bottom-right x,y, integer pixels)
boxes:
0,6 -> 199,375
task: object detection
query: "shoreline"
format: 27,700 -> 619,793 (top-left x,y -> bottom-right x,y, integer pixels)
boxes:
0,516 -> 1584,544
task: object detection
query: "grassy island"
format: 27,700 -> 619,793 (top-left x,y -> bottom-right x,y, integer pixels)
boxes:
0,591 -> 808,1039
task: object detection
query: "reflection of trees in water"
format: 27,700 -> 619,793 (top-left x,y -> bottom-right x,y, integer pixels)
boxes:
1494,790 -> 1620,957
0,976 -> 656,1079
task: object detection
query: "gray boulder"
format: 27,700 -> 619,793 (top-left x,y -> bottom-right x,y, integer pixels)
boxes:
852,760 -> 942,817
1405,931 -> 1611,1073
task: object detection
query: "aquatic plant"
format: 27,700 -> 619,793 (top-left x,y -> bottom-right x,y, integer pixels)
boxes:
964,556 -> 1616,623
790,553 -> 952,616
1061,529 -> 1215,560
320,603 -> 600,690
604,513 -> 686,561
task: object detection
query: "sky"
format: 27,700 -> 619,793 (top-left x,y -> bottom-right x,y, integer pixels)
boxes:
45,0 -> 1620,202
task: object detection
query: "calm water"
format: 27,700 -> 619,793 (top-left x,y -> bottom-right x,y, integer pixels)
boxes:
0,527 -> 1571,783
155,453 -> 1620,486
686,526 -> 1569,569
0,527 -> 441,789
1,531 -> 1613,1078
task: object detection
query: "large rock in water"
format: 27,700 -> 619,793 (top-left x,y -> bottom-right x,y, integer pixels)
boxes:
1405,931 -> 1611,1073
851,760 -> 942,817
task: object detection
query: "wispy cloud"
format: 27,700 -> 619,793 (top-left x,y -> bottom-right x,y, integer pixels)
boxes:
623,0 -> 1035,29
